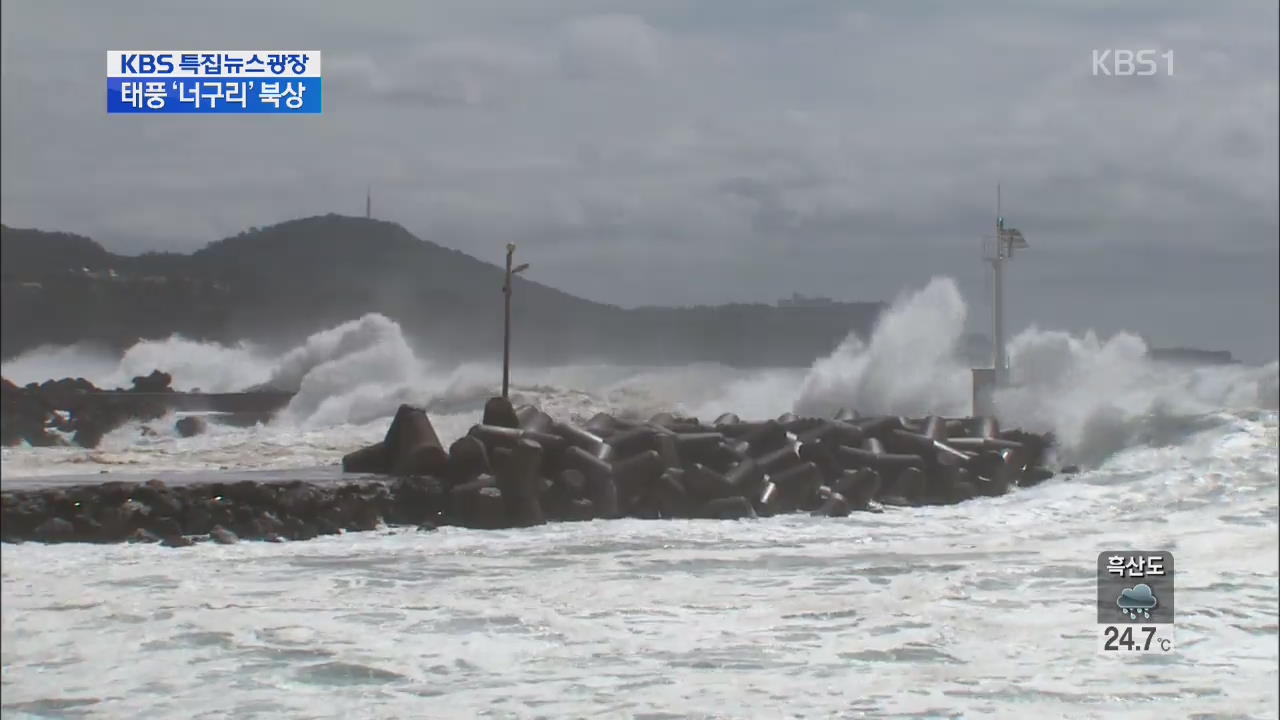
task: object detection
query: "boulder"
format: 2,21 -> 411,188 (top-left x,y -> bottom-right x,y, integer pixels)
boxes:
175,416 -> 208,438
131,369 -> 174,393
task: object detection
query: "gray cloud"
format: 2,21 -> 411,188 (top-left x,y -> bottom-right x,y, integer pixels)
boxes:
1,0 -> 1276,361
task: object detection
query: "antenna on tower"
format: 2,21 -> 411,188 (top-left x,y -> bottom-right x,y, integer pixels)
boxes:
366,185 -> 372,219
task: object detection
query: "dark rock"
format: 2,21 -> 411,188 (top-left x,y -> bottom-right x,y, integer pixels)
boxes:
1019,465 -> 1056,488
278,482 -> 324,518
563,497 -> 596,522
161,534 -> 194,547
175,416 -> 208,437
224,480 -> 276,508
150,517 -> 183,539
71,515 -> 106,542
389,476 -> 447,526
126,527 -> 161,543
135,481 -> 183,518
131,369 -> 174,393
210,525 -> 239,544
697,496 -> 757,520
33,517 -> 75,542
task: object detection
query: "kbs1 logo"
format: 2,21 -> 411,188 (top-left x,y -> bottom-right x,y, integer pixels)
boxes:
106,51 -> 322,114
1091,49 -> 1174,77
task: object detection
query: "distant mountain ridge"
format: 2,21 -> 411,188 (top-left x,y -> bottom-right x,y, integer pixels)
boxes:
1,215 -> 885,367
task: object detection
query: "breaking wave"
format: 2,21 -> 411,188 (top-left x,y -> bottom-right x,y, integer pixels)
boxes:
2,276 -> 1276,476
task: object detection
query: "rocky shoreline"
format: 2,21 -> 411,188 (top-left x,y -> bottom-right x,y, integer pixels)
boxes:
1,371 -> 293,448
1,397 -> 1057,546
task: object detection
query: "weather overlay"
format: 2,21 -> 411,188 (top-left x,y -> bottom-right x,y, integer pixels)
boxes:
1097,551 -> 1176,654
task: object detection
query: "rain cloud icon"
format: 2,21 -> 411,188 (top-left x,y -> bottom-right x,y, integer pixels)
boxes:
1117,583 -> 1158,619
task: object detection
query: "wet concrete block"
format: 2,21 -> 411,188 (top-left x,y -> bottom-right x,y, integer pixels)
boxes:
483,396 -> 521,429
834,468 -> 882,509
516,405 -> 555,434
384,405 -> 448,476
810,489 -> 851,517
653,468 -> 691,518
697,496 -> 757,520
605,427 -> 660,459
713,412 -> 741,426
342,441 -> 389,474
496,438 -> 545,527
610,449 -> 664,499
768,461 -> 823,511
835,445 -> 925,473
674,432 -> 725,467
447,435 -> 492,483
552,421 -> 612,461
741,420 -> 790,456
683,463 -> 737,501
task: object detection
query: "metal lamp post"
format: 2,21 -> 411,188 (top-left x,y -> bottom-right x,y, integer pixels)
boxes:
502,243 -> 529,400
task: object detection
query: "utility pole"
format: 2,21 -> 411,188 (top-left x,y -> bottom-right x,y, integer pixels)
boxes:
992,185 -> 1004,386
502,243 -> 529,399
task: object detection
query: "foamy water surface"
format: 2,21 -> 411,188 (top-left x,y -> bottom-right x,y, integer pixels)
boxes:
3,278 -> 1277,718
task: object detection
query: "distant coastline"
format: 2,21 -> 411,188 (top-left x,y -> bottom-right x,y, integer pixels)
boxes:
1,216 -> 1242,369
0,216 -> 884,367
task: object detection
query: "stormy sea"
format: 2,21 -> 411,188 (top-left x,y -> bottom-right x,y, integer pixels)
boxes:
2,278 -> 1277,719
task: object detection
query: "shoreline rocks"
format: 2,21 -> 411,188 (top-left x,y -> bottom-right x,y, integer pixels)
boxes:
1,398 -> 1057,546
1,373 -> 293,449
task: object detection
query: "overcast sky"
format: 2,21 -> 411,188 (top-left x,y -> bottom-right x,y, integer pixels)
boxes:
2,1 -> 1277,361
